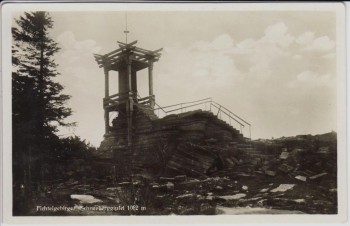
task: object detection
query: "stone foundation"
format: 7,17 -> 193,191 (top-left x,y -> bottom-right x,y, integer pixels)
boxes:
94,107 -> 244,178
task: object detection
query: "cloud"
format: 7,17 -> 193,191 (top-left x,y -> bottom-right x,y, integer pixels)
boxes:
288,70 -> 333,88
232,22 -> 336,86
161,21 -> 336,91
158,37 -> 242,91
55,31 -> 104,146
233,22 -> 293,80
262,22 -> 295,48
190,34 -> 235,52
174,22 -> 336,88
322,52 -> 335,59
293,54 -> 302,60
308,36 -> 335,52
247,39 -> 290,79
56,31 -> 102,81
57,31 -> 75,49
211,34 -> 234,50
57,31 -> 101,63
158,21 -> 336,107
296,31 -> 315,45
296,32 -> 335,52
235,38 -> 256,54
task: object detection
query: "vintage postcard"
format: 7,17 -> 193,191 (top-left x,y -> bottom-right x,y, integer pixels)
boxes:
1,2 -> 347,225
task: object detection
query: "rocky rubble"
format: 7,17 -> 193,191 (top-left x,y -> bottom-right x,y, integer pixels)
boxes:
28,132 -> 337,215
31,167 -> 336,215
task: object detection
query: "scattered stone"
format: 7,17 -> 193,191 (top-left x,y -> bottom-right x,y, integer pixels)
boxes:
151,185 -> 160,189
309,172 -> 328,180
206,195 -> 214,200
118,182 -> 131,186
132,181 -> 141,186
70,194 -> 103,204
260,188 -> 269,193
206,138 -> 218,144
160,177 -> 175,183
294,199 -> 306,203
278,164 -> 294,173
280,151 -> 289,160
174,175 -> 187,182
106,187 -> 117,191
264,170 -> 276,177
166,182 -> 174,190
270,184 -> 295,193
237,173 -> 252,177
176,193 -> 195,199
295,175 -> 307,182
183,179 -> 201,185
218,193 -> 246,200
257,199 -> 268,207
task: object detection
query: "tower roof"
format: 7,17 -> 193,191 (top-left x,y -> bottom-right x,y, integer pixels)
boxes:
93,40 -> 162,71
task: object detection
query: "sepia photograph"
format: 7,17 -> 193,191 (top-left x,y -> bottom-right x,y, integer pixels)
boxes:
1,2 -> 347,224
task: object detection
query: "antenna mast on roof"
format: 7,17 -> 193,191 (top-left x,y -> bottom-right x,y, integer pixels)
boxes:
123,12 -> 130,44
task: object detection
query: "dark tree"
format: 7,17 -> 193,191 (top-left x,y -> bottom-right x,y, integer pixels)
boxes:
12,11 -> 73,207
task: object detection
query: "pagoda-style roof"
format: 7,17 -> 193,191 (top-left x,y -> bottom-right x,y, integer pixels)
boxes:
93,40 -> 162,71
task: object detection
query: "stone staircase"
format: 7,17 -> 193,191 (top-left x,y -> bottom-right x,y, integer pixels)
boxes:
161,109 -> 242,137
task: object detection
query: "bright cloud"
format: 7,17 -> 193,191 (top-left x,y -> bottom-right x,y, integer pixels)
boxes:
159,21 -> 336,95
55,31 -> 104,145
57,31 -> 101,63
190,34 -> 235,52
296,31 -> 315,45
233,22 -> 293,80
288,70 -> 334,88
262,22 -> 295,48
308,36 -> 335,52
158,40 -> 242,91
296,32 -> 335,52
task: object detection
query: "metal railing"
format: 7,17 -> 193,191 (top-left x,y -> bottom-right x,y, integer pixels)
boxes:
104,92 -> 252,139
153,97 -> 251,139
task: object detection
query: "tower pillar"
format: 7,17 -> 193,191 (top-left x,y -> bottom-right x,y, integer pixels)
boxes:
126,56 -> 133,146
148,62 -> 155,108
104,67 -> 109,133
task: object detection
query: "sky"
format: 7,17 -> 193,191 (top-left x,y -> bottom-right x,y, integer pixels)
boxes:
13,10 -> 338,147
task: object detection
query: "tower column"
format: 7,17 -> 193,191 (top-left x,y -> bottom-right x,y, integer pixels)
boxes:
127,58 -> 132,95
148,62 -> 155,108
104,67 -> 109,134
126,57 -> 133,146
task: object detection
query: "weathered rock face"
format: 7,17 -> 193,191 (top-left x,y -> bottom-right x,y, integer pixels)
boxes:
94,106 -> 245,178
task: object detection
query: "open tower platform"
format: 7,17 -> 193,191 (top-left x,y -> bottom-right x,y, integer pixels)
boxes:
93,40 -> 246,178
